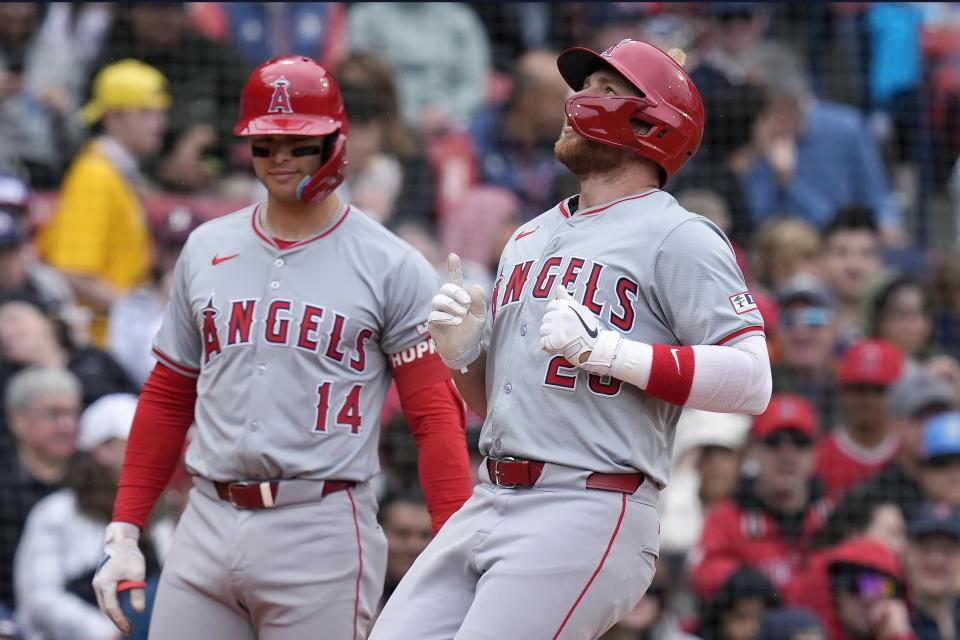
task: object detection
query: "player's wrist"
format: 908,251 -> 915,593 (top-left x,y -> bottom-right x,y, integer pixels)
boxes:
580,331 -> 623,375
440,342 -> 482,371
106,521 -> 141,543
608,338 -> 654,388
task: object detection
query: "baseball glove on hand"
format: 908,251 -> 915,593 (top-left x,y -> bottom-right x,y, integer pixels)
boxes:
540,285 -> 623,376
428,253 -> 486,370
93,522 -> 147,635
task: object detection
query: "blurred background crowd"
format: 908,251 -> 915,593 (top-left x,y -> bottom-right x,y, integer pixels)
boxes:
4,2 -> 960,639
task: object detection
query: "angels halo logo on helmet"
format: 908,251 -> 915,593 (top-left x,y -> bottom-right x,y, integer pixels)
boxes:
556,39 -> 704,186
234,55 -> 349,204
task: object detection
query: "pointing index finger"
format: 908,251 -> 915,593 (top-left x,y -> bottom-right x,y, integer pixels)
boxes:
447,253 -> 463,286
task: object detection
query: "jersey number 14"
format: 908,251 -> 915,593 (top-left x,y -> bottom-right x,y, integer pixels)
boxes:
314,383 -> 363,434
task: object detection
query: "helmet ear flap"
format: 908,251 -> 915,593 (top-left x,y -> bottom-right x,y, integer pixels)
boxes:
321,131 -> 339,164
296,129 -> 348,203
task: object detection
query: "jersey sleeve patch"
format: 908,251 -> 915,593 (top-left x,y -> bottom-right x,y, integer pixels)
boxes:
728,291 -> 758,315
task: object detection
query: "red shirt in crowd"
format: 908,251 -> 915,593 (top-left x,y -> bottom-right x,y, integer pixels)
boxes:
690,478 -> 834,603
813,427 -> 899,497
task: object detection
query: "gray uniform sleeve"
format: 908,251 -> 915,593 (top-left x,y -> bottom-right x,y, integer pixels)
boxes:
650,219 -> 764,346
380,250 -> 441,354
152,240 -> 201,374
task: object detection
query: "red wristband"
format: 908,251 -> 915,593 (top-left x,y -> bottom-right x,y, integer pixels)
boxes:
646,344 -> 695,405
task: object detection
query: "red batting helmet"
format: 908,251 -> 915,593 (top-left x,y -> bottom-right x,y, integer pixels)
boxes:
234,55 -> 349,204
557,39 -> 704,185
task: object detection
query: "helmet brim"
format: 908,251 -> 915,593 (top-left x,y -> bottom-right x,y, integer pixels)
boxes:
558,47 -> 619,93
234,114 -> 341,137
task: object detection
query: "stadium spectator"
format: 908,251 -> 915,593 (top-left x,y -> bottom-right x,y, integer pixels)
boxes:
191,3 -> 347,70
817,367 -> 956,546
821,208 -> 884,348
0,209 -> 74,315
38,59 -> 169,348
0,172 -> 29,220
742,42 -> 904,243
108,205 -> 201,387
904,502 -> 960,640
0,366 -> 80,609
814,339 -> 904,497
347,2 -> 491,130
336,51 -> 436,229
931,252 -> 960,362
756,608 -> 826,640
691,394 -> 829,602
864,4 -> 924,169
771,274 -> 841,429
696,566 -> 781,640
0,300 -> 138,409
379,491 -> 432,606
0,3 -> 107,189
469,48 -> 570,222
660,409 -> 750,558
91,3 -> 249,192
440,186 -> 520,278
14,393 -> 174,639
918,412 -> 960,508
867,274 -> 937,363
471,3 -> 573,72
752,217 -> 822,291
793,536 -> 911,640
690,3 -> 771,100
669,80 -> 766,247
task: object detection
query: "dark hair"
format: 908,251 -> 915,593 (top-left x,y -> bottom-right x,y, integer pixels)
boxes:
701,82 -> 765,160
335,51 -> 417,157
866,272 -> 932,338
377,488 -> 427,525
698,567 -> 781,640
65,452 -> 117,522
823,206 -> 879,240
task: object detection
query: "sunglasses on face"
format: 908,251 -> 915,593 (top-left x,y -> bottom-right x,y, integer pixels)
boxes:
782,307 -> 833,328
834,572 -> 901,599
925,454 -> 960,469
250,144 -> 322,158
761,429 -> 813,448
842,384 -> 888,395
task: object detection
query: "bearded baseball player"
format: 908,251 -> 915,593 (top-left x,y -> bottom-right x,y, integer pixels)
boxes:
371,40 -> 773,640
91,56 -> 473,639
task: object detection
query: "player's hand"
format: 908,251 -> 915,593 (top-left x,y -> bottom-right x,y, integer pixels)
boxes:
93,522 -> 147,636
428,253 -> 486,370
540,286 -> 622,375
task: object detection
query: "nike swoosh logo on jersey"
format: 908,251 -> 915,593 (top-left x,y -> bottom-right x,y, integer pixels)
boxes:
211,253 -> 240,266
570,307 -> 598,339
515,226 -> 539,241
671,348 -> 681,373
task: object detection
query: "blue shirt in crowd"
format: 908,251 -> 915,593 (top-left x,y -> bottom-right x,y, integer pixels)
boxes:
744,100 -> 902,230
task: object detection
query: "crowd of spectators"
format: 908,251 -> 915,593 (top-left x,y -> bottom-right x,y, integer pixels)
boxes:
3,2 -> 960,638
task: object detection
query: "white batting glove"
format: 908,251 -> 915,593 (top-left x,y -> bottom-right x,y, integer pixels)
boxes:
428,253 -> 487,370
93,522 -> 147,636
540,285 -> 623,376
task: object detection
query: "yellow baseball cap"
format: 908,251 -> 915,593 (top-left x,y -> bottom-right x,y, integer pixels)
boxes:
81,58 -> 171,125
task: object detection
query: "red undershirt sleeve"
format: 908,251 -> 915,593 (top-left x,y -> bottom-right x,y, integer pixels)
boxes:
393,348 -> 473,534
113,362 -> 198,529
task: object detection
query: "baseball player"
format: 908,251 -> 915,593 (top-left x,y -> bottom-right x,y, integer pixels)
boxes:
371,40 -> 773,640
91,56 -> 473,639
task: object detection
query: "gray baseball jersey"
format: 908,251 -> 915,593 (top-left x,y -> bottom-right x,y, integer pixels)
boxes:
480,189 -> 764,485
152,201 -> 439,482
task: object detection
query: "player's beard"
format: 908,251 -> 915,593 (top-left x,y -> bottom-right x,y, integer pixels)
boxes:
554,130 -> 632,177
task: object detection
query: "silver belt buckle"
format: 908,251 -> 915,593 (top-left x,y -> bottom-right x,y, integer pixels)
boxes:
492,456 -> 517,488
